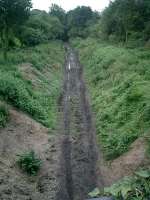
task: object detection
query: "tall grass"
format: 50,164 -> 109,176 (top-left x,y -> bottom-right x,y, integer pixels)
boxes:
72,38 -> 150,160
0,104 -> 9,128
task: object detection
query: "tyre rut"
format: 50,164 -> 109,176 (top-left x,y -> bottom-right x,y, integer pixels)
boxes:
56,47 -> 99,200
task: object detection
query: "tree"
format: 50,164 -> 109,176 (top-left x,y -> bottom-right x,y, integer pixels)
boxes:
20,9 -> 65,46
67,6 -> 94,38
0,0 -> 32,59
49,4 -> 67,40
100,0 -> 150,43
49,4 -> 66,25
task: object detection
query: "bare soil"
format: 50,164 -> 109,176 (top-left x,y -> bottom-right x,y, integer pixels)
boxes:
0,106 -> 66,200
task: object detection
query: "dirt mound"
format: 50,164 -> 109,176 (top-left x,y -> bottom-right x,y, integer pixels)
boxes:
98,137 -> 150,187
0,107 -> 62,200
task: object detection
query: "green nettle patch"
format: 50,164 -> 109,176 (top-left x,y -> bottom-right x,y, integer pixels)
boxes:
0,105 -> 9,128
17,151 -> 42,176
72,38 -> 150,160
89,169 -> 150,200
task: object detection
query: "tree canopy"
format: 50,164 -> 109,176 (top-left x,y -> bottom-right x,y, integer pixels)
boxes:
0,0 -> 32,58
0,0 -> 149,50
100,0 -> 150,43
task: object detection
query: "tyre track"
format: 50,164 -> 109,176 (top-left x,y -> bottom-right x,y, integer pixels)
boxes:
56,46 -> 99,200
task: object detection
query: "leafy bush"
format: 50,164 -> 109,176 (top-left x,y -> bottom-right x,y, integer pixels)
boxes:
21,27 -> 47,46
19,9 -> 65,46
0,105 -> 9,127
17,151 -> 42,175
89,169 -> 150,200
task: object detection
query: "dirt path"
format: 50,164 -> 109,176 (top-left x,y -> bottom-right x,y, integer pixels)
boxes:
56,46 -> 100,200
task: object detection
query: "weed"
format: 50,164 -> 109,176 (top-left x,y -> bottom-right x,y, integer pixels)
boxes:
0,104 -> 9,127
17,150 -> 42,176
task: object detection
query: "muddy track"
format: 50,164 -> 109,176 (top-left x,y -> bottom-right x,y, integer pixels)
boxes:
56,46 -> 99,200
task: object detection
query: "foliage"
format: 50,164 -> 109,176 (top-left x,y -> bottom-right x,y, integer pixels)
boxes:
49,4 -> 66,25
0,0 -> 32,58
72,38 -> 150,160
0,104 -> 9,128
88,188 -> 100,198
0,73 -> 46,124
20,9 -> 64,46
17,150 -> 42,175
67,6 -> 99,38
0,42 -> 64,129
89,169 -> 150,200
107,169 -> 150,200
100,0 -> 150,44
20,27 -> 47,46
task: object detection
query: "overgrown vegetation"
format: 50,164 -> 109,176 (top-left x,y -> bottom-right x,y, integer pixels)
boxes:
20,9 -> 65,46
17,150 -> 42,175
0,0 -> 32,58
0,104 -> 9,128
0,41 -> 64,128
89,169 -> 150,200
72,38 -> 150,160
100,0 -> 150,45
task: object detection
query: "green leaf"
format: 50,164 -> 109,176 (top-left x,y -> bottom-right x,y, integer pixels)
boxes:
88,188 -> 100,198
104,184 -> 121,196
135,170 -> 150,178
121,185 -> 132,198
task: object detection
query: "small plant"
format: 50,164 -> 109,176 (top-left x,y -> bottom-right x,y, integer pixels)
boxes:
89,169 -> 150,200
0,105 -> 9,128
17,150 -> 42,175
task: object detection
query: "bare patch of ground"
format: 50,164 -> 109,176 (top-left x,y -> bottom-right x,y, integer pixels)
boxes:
0,107 -> 63,200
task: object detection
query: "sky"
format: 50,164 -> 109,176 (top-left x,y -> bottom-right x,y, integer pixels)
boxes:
32,0 -> 111,12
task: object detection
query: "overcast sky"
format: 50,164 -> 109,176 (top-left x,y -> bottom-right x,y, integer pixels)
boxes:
32,0 -> 110,12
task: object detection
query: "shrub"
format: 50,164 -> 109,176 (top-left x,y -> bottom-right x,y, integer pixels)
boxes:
0,105 -> 9,127
21,27 -> 47,46
17,151 -> 42,175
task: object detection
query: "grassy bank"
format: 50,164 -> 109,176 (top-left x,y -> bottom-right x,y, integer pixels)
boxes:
72,38 -> 150,160
0,41 -> 64,129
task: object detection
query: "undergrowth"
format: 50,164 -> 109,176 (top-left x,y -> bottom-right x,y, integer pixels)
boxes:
0,104 -> 9,128
0,41 -> 64,129
89,168 -> 150,200
72,38 -> 150,160
17,151 -> 42,176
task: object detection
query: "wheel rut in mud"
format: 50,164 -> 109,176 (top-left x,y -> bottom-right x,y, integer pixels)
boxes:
56,47 -> 99,200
